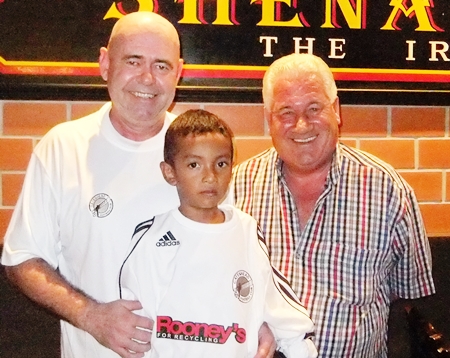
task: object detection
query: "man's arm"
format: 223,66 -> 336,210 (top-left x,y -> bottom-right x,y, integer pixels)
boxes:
5,258 -> 153,358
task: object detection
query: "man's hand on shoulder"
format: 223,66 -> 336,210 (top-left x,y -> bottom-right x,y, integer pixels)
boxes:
83,299 -> 153,358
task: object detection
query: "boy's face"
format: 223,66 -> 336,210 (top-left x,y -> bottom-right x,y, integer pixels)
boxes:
161,132 -> 233,223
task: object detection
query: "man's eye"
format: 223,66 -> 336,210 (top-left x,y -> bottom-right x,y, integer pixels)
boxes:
276,110 -> 296,121
155,63 -> 170,71
188,163 -> 198,169
308,105 -> 322,115
217,161 -> 229,168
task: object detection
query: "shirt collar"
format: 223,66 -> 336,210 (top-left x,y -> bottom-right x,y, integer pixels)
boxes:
328,143 -> 342,187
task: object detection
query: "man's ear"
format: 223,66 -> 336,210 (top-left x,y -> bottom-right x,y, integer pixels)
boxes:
264,107 -> 273,135
176,58 -> 184,83
264,107 -> 271,122
160,162 -> 177,186
98,47 -> 109,82
333,97 -> 341,125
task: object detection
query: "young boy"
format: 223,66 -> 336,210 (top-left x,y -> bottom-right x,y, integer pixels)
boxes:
118,109 -> 317,357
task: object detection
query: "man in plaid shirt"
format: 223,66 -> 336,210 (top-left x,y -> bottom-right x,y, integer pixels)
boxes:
232,53 -> 435,357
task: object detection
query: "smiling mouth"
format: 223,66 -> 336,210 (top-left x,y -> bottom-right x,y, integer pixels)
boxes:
293,135 -> 317,143
131,91 -> 156,99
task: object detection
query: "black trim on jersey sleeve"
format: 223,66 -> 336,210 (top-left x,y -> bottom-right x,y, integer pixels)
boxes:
256,224 -> 310,313
132,217 -> 156,237
118,217 -> 155,299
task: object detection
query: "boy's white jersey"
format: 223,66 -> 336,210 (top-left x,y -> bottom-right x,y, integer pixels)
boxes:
119,204 -> 317,358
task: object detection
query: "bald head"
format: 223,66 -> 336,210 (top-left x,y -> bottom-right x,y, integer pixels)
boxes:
108,12 -> 180,57
98,11 -> 183,141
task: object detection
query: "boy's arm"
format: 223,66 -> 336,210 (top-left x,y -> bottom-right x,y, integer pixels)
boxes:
251,224 -> 316,358
263,264 -> 317,357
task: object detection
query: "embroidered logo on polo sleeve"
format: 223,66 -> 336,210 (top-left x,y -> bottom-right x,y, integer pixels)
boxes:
232,270 -> 254,303
89,193 -> 113,218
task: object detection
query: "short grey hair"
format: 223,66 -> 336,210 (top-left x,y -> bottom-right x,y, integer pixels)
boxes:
262,53 -> 337,111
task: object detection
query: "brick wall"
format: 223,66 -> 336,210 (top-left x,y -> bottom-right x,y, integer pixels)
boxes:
1,100 -> 449,242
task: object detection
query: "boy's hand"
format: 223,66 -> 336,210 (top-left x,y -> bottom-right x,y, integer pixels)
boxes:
254,322 -> 276,358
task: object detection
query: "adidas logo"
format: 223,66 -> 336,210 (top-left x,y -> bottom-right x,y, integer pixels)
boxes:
156,231 -> 180,247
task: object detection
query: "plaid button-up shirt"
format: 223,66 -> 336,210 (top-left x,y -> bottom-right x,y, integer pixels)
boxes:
232,144 -> 435,358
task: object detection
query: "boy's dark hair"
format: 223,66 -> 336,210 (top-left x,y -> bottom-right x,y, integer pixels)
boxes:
164,109 -> 234,166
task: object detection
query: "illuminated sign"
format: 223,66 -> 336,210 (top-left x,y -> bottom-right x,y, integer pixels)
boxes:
0,0 -> 449,95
